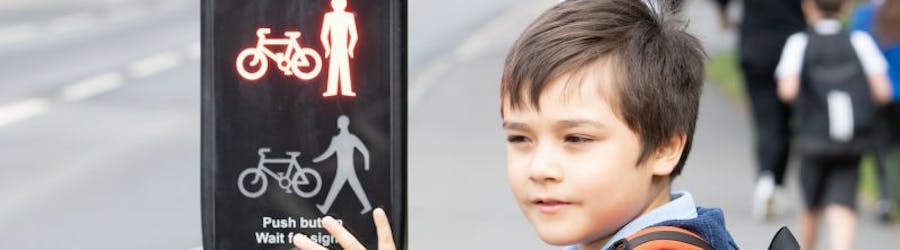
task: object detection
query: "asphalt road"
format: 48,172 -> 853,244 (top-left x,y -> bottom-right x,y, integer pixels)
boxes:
0,0 -> 201,249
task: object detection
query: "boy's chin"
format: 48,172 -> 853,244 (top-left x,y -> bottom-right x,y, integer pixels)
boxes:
531,220 -> 594,246
527,211 -> 620,247
539,236 -> 580,246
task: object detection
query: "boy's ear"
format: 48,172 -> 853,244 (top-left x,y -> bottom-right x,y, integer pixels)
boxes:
649,133 -> 687,176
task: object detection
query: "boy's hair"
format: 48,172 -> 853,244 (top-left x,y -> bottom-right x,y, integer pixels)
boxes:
500,0 -> 705,177
813,0 -> 844,17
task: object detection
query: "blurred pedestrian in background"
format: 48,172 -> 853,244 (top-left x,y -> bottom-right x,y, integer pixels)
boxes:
714,0 -> 806,220
850,0 -> 900,224
775,0 -> 893,248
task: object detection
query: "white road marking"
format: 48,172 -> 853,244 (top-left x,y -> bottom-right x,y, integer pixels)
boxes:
47,12 -> 98,35
60,72 -> 124,102
0,41 -> 198,126
130,51 -> 181,78
0,23 -> 39,46
0,98 -> 50,127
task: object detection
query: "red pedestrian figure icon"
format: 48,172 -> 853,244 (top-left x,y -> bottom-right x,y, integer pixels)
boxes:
320,0 -> 359,97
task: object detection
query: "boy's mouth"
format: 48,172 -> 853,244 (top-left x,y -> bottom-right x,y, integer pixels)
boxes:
533,198 -> 571,214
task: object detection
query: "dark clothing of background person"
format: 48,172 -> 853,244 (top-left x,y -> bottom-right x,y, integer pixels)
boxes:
716,0 -> 806,186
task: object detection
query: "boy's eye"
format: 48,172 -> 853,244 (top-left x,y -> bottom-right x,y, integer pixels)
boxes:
564,135 -> 593,143
507,135 -> 529,144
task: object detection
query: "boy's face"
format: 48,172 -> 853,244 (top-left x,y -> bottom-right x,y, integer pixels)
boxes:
502,69 -> 663,246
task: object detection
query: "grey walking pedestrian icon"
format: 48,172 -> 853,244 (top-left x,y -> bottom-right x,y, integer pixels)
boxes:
313,115 -> 372,214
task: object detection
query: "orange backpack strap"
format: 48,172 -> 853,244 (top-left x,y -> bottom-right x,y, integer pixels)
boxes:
612,226 -> 714,250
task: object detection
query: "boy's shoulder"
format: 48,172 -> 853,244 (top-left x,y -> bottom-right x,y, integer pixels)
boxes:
654,207 -> 739,250
599,192 -> 737,250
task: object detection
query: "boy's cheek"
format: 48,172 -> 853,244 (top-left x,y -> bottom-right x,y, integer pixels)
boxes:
505,156 -> 525,191
505,151 -> 530,181
506,163 -> 531,198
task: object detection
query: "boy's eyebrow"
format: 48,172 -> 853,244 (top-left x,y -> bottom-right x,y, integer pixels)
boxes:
502,121 -> 529,131
557,119 -> 606,129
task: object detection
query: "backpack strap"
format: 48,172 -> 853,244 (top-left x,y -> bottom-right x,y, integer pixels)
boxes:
612,226 -> 714,250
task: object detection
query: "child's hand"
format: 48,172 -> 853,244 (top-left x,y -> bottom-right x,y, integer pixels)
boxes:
293,208 -> 395,250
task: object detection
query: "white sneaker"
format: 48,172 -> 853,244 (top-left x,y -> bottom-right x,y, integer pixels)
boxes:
772,186 -> 790,216
752,172 -> 776,221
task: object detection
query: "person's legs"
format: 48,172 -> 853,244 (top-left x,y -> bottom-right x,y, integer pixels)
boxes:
877,103 -> 900,222
875,147 -> 894,223
822,154 -> 861,250
887,103 -> 900,143
799,208 -> 821,250
742,58 -> 792,219
825,205 -> 857,250
741,58 -> 792,185
799,154 -> 826,249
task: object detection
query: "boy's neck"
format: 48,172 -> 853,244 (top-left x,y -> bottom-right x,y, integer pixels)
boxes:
807,14 -> 840,26
812,18 -> 843,35
577,178 -> 673,250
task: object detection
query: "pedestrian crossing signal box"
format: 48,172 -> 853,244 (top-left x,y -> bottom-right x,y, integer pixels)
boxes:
200,0 -> 406,249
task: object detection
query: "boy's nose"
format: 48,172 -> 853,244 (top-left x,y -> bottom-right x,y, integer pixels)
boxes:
528,146 -> 563,183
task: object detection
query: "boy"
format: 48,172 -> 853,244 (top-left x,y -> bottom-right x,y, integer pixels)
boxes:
775,0 -> 893,249
500,0 -> 736,249
293,0 -> 738,249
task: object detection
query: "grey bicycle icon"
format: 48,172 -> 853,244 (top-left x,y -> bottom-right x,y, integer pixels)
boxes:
237,147 -> 323,198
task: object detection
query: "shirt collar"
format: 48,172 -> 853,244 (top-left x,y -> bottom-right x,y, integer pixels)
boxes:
814,19 -> 842,35
598,191 -> 698,250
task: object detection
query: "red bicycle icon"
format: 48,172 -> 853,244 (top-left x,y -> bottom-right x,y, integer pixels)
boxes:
236,28 -> 323,81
